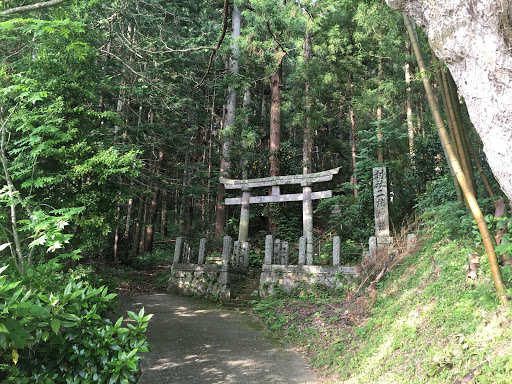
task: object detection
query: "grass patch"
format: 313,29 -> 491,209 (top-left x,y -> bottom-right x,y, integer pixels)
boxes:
252,235 -> 512,383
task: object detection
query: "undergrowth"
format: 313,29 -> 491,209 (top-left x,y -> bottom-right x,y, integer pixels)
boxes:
253,218 -> 512,383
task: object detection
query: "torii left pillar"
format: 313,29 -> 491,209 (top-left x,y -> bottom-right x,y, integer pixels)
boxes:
238,187 -> 251,243
302,182 -> 314,265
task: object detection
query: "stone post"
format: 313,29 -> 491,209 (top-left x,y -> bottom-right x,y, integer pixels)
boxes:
222,236 -> 232,265
369,236 -> 377,262
183,243 -> 191,264
242,241 -> 250,268
238,188 -> 251,243
333,236 -> 341,266
273,239 -> 281,264
281,241 -> 289,265
298,236 -> 307,265
264,235 -> 274,265
377,237 -> 393,257
407,233 -> 417,252
173,237 -> 184,264
233,240 -> 241,267
198,238 -> 207,264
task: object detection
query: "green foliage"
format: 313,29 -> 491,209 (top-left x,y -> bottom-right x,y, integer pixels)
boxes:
0,262 -> 150,383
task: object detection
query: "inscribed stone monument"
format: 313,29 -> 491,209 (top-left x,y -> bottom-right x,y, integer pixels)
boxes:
373,167 -> 390,238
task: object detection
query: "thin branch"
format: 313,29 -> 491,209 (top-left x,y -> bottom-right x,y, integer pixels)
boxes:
1,0 -> 69,15
0,107 -> 25,272
196,0 -> 230,87
147,45 -> 220,54
266,21 -> 287,55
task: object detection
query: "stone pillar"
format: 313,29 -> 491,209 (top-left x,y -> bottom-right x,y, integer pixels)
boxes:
222,236 -> 232,265
373,167 -> 390,238
238,188 -> 251,243
173,237 -> 184,264
273,239 -> 281,264
298,236 -> 307,265
302,184 -> 314,264
233,240 -> 241,267
333,236 -> 341,266
281,241 -> 289,265
407,233 -> 417,252
264,235 -> 274,265
198,238 -> 207,264
242,241 -> 250,268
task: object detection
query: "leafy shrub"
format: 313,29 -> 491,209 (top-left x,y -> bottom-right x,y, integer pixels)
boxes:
0,260 -> 151,383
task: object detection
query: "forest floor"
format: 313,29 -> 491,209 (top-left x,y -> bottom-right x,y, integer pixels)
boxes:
90,257 -> 171,296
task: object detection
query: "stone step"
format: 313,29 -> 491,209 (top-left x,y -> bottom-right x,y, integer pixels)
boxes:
221,298 -> 253,310
228,272 -> 261,304
234,293 -> 256,301
238,287 -> 258,293
233,284 -> 257,292
240,284 -> 259,291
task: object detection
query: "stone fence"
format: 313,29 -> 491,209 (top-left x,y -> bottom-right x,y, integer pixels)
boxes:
168,236 -> 248,299
260,234 -> 358,297
264,234 -> 343,266
173,236 -> 250,268
169,234 -> 361,299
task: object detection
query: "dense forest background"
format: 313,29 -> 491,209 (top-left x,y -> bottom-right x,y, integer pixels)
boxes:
2,1 -> 512,382
0,0 -> 500,267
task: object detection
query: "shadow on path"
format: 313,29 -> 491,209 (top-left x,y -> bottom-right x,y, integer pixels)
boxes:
120,294 -> 317,384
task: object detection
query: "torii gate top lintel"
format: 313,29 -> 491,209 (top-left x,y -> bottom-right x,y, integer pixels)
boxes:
220,167 -> 340,190
221,167 -> 340,259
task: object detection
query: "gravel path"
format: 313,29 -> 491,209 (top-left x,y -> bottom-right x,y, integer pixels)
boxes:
120,294 -> 318,384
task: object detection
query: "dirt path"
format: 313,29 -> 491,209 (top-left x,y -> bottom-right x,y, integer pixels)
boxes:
120,294 -> 318,384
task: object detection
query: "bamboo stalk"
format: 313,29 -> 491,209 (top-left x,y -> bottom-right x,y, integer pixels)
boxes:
446,69 -> 476,194
403,13 -> 509,305
467,141 -> 495,198
431,52 -> 464,204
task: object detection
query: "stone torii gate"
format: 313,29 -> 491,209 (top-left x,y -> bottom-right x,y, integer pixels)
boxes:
220,167 -> 339,260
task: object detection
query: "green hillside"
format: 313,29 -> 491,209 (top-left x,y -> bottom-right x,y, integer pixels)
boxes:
254,205 -> 512,383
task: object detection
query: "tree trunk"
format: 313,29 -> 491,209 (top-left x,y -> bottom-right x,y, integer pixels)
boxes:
387,0 -> 512,202
269,69 -> 282,178
214,6 -> 241,239
161,189 -> 168,238
405,46 -> 415,159
303,25 -> 312,176
143,151 -> 163,253
119,181 -> 134,262
376,57 -> 384,163
268,54 -> 283,234
349,78 -> 358,197
132,195 -> 144,258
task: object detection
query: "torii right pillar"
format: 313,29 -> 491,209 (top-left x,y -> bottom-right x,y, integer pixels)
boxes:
369,167 -> 393,261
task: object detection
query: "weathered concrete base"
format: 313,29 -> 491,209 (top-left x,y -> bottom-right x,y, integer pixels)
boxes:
259,264 -> 358,297
168,263 -> 247,300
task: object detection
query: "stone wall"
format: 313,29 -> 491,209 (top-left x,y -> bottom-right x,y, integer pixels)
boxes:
168,263 -> 247,299
259,264 -> 358,297
168,264 -> 225,297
